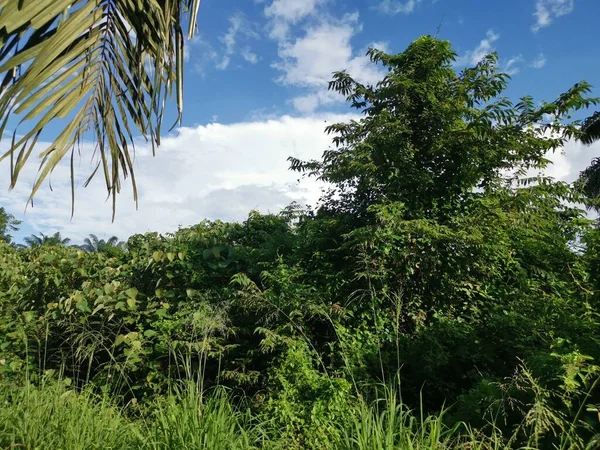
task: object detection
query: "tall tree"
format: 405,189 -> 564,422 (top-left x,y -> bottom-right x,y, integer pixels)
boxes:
0,206 -> 20,244
0,0 -> 202,217
22,232 -> 71,248
291,37 -> 597,222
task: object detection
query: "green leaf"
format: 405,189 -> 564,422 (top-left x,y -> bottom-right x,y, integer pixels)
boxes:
42,254 -> 57,263
76,301 -> 90,313
143,329 -> 157,338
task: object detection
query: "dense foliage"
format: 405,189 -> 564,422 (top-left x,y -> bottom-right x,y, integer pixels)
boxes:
1,36 -> 600,448
0,206 -> 20,244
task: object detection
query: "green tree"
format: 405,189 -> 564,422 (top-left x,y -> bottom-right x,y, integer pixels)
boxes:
0,207 -> 20,244
290,36 -> 600,412
22,232 -> 71,248
0,0 -> 201,217
291,37 -> 596,222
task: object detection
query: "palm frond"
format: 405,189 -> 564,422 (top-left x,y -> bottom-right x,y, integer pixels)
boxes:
105,235 -> 119,246
23,233 -> 43,247
0,0 -> 202,219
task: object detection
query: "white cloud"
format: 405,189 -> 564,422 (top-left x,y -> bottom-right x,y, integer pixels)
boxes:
265,0 -> 328,40
273,13 -> 385,113
245,106 -> 282,122
502,55 -> 524,76
241,47 -> 259,64
366,41 -> 391,54
186,37 -> 219,76
263,1 -> 386,114
183,35 -> 217,67
536,139 -> 599,184
455,29 -> 500,67
3,117 -> 598,244
183,42 -> 190,62
377,0 -> 422,15
0,115 -> 355,244
217,12 -> 259,70
292,90 -> 341,114
530,52 -> 547,69
216,56 -> 230,70
532,0 -> 574,32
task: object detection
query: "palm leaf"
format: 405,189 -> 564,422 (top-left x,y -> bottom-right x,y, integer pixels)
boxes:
0,0 -> 202,219
105,235 -> 120,246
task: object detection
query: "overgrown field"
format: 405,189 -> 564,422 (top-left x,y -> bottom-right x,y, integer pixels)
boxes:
1,37 -> 600,449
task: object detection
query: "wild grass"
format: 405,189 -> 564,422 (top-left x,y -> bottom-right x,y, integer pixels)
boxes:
141,383 -> 259,450
1,378 -> 597,450
0,381 -> 135,450
0,380 -> 257,450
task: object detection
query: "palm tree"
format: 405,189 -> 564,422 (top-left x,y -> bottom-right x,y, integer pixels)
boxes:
0,1 -> 202,218
22,232 -> 71,248
79,234 -> 124,252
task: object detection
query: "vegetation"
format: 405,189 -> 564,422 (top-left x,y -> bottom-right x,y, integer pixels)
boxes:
580,112 -> 600,145
0,206 -> 19,244
21,231 -> 72,248
577,157 -> 600,214
78,234 -> 126,254
1,36 -> 600,449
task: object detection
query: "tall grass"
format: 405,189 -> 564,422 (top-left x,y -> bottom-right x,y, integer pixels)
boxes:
338,392 -> 459,450
2,378 -> 597,449
0,381 -> 135,450
142,383 -> 260,450
0,380 -> 261,450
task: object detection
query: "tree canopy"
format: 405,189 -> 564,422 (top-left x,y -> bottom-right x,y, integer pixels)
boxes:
78,234 -> 124,253
21,231 -> 70,248
291,37 -> 596,221
0,206 -> 20,244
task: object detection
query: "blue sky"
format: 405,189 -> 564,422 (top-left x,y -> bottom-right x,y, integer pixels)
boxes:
183,0 -> 599,123
2,0 -> 600,244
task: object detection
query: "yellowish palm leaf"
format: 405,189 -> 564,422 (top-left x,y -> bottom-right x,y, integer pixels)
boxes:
0,0 -> 201,219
